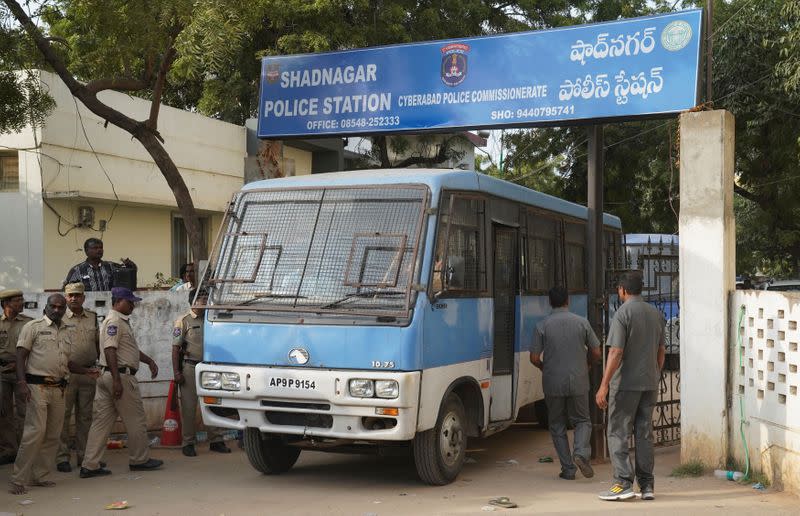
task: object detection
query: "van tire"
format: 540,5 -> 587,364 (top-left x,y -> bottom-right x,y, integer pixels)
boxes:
413,393 -> 467,485
243,428 -> 301,474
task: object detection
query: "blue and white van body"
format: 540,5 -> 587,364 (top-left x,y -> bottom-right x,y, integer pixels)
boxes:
196,169 -> 621,482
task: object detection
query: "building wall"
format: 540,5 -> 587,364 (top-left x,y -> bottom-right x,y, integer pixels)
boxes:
0,126 -> 44,291
43,200 -> 172,289
0,71 -> 246,291
283,145 -> 312,176
729,290 -> 800,494
37,71 -> 245,212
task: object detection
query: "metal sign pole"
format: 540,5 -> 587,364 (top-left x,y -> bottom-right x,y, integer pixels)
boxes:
586,124 -> 606,460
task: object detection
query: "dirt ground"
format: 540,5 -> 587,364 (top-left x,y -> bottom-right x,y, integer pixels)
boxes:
1,424 -> 797,515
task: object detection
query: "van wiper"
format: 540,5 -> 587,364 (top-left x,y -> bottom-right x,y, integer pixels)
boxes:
321,290 -> 405,309
238,293 -> 307,306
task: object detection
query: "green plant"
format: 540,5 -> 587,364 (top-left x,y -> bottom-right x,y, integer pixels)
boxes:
670,460 -> 705,478
148,272 -> 179,289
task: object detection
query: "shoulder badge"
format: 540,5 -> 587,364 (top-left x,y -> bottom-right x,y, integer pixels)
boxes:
173,327 -> 182,338
107,325 -> 118,337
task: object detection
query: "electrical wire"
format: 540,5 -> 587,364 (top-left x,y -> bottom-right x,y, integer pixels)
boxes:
72,95 -> 120,236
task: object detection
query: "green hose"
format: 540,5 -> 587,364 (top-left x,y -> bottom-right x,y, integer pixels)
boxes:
736,304 -> 751,480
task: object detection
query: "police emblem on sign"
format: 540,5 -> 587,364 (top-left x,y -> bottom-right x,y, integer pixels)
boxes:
441,43 -> 469,87
266,63 -> 280,84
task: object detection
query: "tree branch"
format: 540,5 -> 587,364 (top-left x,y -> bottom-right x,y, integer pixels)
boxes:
394,138 -> 452,168
85,77 -> 149,95
148,32 -> 179,131
733,183 -> 762,205
376,135 -> 391,167
3,0 -> 140,134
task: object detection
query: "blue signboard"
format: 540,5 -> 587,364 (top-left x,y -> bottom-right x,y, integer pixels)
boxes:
257,9 -> 703,138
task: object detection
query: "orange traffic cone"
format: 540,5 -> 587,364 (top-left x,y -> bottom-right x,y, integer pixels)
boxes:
160,380 -> 182,447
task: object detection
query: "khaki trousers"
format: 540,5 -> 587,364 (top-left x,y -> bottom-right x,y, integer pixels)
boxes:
0,374 -> 27,458
57,373 -> 96,464
11,384 -> 65,485
180,362 -> 224,446
81,372 -> 150,470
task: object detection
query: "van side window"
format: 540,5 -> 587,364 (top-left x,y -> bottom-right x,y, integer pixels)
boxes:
603,229 -> 624,290
564,221 -> 587,292
433,194 -> 486,293
526,214 -> 559,293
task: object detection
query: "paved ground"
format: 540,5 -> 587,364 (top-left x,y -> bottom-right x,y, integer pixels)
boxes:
1,424 -> 797,515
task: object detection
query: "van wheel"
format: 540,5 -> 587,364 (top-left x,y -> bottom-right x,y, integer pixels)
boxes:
243,428 -> 301,474
413,393 -> 467,485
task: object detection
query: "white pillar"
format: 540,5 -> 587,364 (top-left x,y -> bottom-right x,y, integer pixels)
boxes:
679,110 -> 735,467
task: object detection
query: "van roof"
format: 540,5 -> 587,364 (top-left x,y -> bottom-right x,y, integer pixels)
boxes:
242,169 -> 622,228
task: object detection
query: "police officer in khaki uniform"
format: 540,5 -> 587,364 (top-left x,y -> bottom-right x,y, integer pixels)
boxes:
8,294 -> 99,495
56,283 -> 100,472
80,287 -> 163,478
0,289 -> 33,464
173,289 -> 230,457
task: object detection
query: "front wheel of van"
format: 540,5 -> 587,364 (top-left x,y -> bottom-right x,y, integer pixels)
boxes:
243,429 -> 301,474
413,393 -> 467,485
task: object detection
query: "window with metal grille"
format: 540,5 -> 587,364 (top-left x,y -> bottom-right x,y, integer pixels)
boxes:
603,229 -> 625,291
0,152 -> 19,192
433,194 -> 486,294
207,185 -> 427,316
565,221 -> 587,292
526,214 -> 560,293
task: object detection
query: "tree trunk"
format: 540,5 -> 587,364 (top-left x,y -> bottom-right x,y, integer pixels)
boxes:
135,131 -> 205,262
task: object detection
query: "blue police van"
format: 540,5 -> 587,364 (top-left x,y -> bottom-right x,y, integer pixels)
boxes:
196,169 -> 622,484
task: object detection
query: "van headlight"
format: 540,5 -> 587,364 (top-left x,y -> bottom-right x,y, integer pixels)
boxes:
201,371 -> 240,391
375,380 -> 399,399
221,372 -> 241,391
201,372 -> 222,389
348,379 -> 374,398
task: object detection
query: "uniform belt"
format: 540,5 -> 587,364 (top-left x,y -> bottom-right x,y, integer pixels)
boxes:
102,366 -> 138,376
25,374 -> 68,387
184,359 -> 201,365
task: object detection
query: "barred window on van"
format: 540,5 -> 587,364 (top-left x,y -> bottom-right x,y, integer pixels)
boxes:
526,214 -> 559,292
434,195 -> 486,293
564,221 -> 587,292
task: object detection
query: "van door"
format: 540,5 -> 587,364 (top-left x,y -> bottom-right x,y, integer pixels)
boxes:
490,224 -> 518,422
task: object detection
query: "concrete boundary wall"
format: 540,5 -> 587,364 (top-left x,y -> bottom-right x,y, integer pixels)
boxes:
729,290 -> 800,493
20,290 -> 192,433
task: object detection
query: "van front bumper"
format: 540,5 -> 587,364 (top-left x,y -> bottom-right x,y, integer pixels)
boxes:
196,364 -> 420,442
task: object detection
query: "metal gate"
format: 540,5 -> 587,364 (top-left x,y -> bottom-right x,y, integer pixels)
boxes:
608,234 -> 681,446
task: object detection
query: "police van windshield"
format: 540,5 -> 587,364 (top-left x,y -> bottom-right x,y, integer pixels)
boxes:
207,185 -> 428,317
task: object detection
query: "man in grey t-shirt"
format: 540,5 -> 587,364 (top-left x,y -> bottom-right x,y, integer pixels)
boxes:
596,271 -> 665,501
531,286 -> 601,480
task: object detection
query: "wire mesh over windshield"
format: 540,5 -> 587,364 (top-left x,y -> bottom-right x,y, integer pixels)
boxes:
208,185 -> 428,316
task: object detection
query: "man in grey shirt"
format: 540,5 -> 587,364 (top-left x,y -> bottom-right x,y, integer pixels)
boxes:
596,271 -> 665,501
531,286 -> 600,480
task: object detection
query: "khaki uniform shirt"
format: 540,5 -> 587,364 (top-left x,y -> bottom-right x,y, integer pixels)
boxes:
66,309 -> 99,367
173,310 -> 204,362
99,310 -> 140,369
0,313 -> 33,363
16,315 -> 74,379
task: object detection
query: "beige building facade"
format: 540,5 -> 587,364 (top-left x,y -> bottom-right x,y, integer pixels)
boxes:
0,71 -> 316,291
